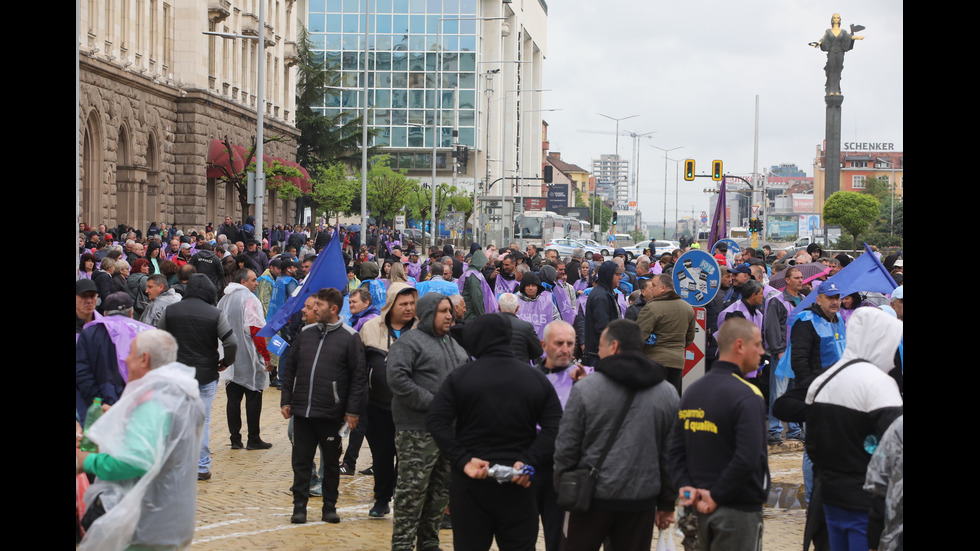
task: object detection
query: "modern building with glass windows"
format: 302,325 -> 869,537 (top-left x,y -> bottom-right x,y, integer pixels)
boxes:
301,0 -> 548,241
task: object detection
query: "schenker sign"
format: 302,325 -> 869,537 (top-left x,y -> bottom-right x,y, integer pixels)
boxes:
843,142 -> 895,151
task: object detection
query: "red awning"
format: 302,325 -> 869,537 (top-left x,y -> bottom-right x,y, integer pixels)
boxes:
206,139 -> 249,178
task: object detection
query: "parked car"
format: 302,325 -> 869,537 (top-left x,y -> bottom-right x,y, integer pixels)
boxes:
623,239 -> 680,259
544,239 -> 602,260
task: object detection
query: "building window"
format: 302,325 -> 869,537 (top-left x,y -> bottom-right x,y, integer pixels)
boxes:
851,160 -> 868,168
852,175 -> 865,189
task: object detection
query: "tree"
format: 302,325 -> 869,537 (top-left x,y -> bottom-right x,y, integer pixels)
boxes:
576,194 -> 613,234
294,25 -> 377,176
405,183 -> 473,233
823,191 -> 879,253
361,155 -> 418,228
207,135 -> 302,222
309,163 -> 356,226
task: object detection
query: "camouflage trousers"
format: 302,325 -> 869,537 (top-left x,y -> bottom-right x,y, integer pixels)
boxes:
391,430 -> 451,551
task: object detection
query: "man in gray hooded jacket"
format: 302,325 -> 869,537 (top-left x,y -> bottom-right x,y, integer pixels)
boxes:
554,319 -> 678,550
386,293 -> 469,551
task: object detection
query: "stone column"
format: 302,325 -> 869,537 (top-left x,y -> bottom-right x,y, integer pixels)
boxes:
824,94 -> 843,198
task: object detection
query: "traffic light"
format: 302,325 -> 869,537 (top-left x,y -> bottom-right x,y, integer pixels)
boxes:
612,212 -> 618,225
461,146 -> 469,164
544,165 -> 553,183
712,160 -> 723,181
684,159 -> 695,181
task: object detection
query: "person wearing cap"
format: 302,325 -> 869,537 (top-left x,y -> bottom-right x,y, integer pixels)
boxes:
77,279 -> 101,334
889,285 -> 903,321
76,292 -> 154,422
245,237 -> 270,274
725,264 -> 753,307
173,242 -> 193,267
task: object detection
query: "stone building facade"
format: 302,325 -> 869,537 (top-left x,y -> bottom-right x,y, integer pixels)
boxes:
78,0 -> 301,234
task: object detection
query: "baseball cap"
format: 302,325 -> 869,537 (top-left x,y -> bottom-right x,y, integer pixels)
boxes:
817,281 -> 842,296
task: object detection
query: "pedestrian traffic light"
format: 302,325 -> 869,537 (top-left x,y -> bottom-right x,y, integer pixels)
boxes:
712,160 -> 723,181
461,146 -> 469,164
684,159 -> 695,181
612,212 -> 618,225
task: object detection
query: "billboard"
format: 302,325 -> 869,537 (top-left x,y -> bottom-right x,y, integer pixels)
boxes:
547,184 -> 569,211
523,197 -> 547,211
766,215 -> 799,241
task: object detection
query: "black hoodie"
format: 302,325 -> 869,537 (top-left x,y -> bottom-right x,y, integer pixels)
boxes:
427,314 -> 563,472
583,261 -> 621,359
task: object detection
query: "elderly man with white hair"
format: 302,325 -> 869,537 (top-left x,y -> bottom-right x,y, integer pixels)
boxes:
498,293 -> 544,363
77,330 -> 206,551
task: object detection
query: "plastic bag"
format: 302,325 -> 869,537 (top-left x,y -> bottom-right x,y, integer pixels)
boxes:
656,526 -> 677,551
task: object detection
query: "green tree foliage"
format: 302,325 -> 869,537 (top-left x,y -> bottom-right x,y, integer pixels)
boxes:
405,183 -> 474,231
309,163 -> 356,225
823,191 -> 880,252
207,135 -> 302,221
295,25 -> 376,176
361,155 -> 418,228
576,194 -> 614,234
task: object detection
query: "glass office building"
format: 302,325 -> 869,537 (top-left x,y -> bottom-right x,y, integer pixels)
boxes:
307,0 -> 478,170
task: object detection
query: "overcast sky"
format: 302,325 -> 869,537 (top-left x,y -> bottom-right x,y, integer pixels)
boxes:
541,1 -> 903,225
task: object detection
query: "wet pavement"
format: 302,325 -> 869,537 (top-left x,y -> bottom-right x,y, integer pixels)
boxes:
193,386 -> 807,550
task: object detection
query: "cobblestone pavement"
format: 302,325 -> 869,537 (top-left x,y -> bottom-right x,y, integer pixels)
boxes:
194,386 -> 807,550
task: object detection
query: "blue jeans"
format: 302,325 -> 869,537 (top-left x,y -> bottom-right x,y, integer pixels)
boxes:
803,449 -> 814,504
198,380 -> 218,473
823,504 -> 868,551
769,370 -> 802,438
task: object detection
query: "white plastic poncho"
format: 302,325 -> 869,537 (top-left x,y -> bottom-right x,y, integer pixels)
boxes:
218,282 -> 269,391
80,362 -> 205,551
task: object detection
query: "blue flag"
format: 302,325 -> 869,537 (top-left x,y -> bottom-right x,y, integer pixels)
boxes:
258,229 -> 348,338
791,243 -> 897,317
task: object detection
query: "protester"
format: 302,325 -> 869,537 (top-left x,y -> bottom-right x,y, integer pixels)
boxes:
77,330 -> 205,551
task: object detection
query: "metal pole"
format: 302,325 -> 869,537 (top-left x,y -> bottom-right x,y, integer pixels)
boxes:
431,19 -> 442,249
255,0 -> 266,238
360,0 -> 370,248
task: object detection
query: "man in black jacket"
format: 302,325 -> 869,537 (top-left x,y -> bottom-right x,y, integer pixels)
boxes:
157,274 -> 238,480
280,288 -> 367,525
497,293 -> 544,363
667,317 -> 769,551
427,314 -> 562,551
583,261 -> 622,366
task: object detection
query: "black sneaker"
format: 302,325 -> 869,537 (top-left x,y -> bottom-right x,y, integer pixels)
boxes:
440,512 -> 452,530
787,433 -> 806,442
230,439 -> 244,450
369,502 -> 390,518
339,463 -> 355,476
322,510 -> 341,524
246,439 -> 273,450
198,470 -> 212,481
768,435 -> 784,445
360,466 -> 375,475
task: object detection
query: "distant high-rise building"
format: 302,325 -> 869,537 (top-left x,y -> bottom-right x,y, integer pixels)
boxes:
591,154 -> 629,207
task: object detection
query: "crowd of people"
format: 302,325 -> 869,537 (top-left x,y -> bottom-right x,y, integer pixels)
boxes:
76,217 -> 904,551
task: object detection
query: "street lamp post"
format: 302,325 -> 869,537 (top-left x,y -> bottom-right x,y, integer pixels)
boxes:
203,0 -> 267,238
650,144 -> 682,239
